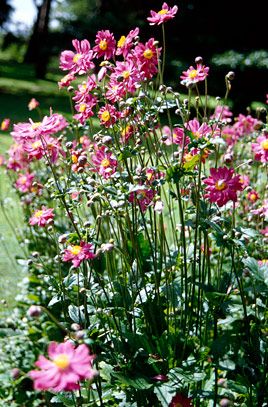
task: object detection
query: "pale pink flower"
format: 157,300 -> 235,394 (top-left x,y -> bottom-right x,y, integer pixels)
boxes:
90,146 -> 117,179
147,2 -> 178,25
180,64 -> 209,87
233,114 -> 261,137
1,118 -> 10,131
15,172 -> 34,193
23,135 -> 64,163
63,241 -> 95,267
6,143 -> 28,171
28,98 -> 39,111
116,27 -> 139,58
129,187 -> 156,212
58,73 -> 76,89
60,39 -> 95,75
154,200 -> 164,214
251,134 -> 268,163
204,166 -> 243,207
251,199 -> 268,219
29,341 -> 96,392
93,30 -> 116,60
133,38 -> 160,80
98,104 -> 118,127
29,207 -> 54,227
27,305 -> 42,318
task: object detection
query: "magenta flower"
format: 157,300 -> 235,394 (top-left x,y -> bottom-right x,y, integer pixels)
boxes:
180,64 -> 209,87
98,104 -> 119,127
111,60 -> 140,95
169,393 -> 192,407
29,341 -> 96,392
15,172 -> 34,193
93,30 -> 116,60
116,27 -> 139,58
204,167 -> 243,207
129,187 -> 156,212
72,75 -> 97,104
29,207 -> 54,227
90,146 -> 118,179
133,38 -> 161,80
63,241 -> 95,267
73,97 -> 97,125
185,119 -> 211,139
147,2 -> 178,25
23,135 -> 64,163
251,134 -> 268,163
60,39 -> 95,75
161,126 -> 189,146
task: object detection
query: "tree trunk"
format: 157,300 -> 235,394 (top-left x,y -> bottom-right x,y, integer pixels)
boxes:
24,0 -> 52,79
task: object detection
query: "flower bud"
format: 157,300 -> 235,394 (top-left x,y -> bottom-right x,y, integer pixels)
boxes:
27,305 -> 42,318
226,71 -> 235,81
195,56 -> 203,64
11,368 -> 21,379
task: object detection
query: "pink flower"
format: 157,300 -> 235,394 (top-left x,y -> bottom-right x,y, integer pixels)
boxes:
15,172 -> 34,193
29,341 -> 96,392
72,76 -> 97,104
73,97 -> 97,125
60,39 -> 95,75
260,226 -> 268,237
23,135 -> 64,163
185,119 -> 211,139
161,126 -> 189,146
204,167 -> 243,207
116,27 -> 139,58
11,114 -> 68,142
221,126 -> 238,146
133,38 -> 161,80
90,146 -> 118,179
147,2 -> 178,25
251,134 -> 268,163
29,207 -> 54,227
169,393 -> 192,407
28,98 -> 39,111
58,73 -> 76,89
251,199 -> 268,219
98,104 -> 118,127
233,114 -> 261,137
63,241 -> 95,267
93,30 -> 116,60
6,143 -> 28,171
239,174 -> 250,190
210,105 -> 233,123
247,190 -> 259,203
180,64 -> 209,87
129,187 -> 156,212
1,118 -> 10,131
111,60 -> 140,94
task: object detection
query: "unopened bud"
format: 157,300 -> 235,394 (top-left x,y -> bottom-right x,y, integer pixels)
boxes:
195,56 -> 203,64
226,71 -> 235,81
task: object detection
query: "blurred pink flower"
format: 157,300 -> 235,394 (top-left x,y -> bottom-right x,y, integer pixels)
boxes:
15,172 -> 34,193
210,105 -> 233,123
204,166 -> 243,207
129,187 -> 156,212
1,118 -> 10,131
162,126 -> 188,146
233,114 -> 261,137
63,241 -> 95,267
58,73 -> 76,88
29,341 -> 96,392
29,207 -> 54,227
147,2 -> 178,25
251,134 -> 268,163
239,174 -> 250,190
60,39 -> 95,75
28,98 -> 39,111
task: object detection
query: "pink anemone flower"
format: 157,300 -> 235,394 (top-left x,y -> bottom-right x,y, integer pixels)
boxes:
90,146 -> 118,179
185,119 -> 211,139
129,187 -> 156,212
63,241 -> 95,268
60,39 -> 95,75
169,393 -> 193,407
147,2 -> 178,25
15,172 -> 34,193
180,64 -> 209,87
29,341 -> 96,392
251,134 -> 268,163
29,207 -> 54,227
204,167 -> 243,207
116,27 -> 139,58
93,30 -> 116,60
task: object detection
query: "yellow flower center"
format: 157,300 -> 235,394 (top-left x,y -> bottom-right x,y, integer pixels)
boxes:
122,70 -> 130,79
34,210 -> 44,218
261,139 -> 268,150
121,125 -> 131,136
143,49 -> 154,59
215,180 -> 226,191
101,158 -> 110,168
79,103 -> 87,113
31,140 -> 42,149
73,53 -> 82,63
158,9 -> 168,15
20,176 -> 27,184
146,172 -> 153,181
101,110 -> 111,122
53,354 -> 70,370
193,131 -> 201,138
31,122 -> 41,130
99,39 -> 108,51
174,403 -> 183,407
189,69 -> 198,79
71,154 -> 78,163
249,193 -> 257,201
117,36 -> 126,48
70,245 -> 82,255
184,153 -> 193,162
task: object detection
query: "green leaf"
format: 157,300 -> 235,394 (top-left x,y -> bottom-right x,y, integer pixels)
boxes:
154,384 -> 176,406
112,373 -> 153,390
68,304 -> 85,324
51,393 -> 74,406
